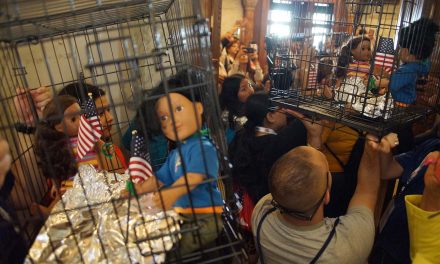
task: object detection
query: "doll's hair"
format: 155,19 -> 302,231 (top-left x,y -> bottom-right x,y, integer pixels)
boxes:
219,74 -> 246,129
398,18 -> 439,60
335,36 -> 370,79
228,93 -> 275,201
317,58 -> 334,84
35,95 -> 78,186
58,82 -> 105,105
136,69 -> 205,138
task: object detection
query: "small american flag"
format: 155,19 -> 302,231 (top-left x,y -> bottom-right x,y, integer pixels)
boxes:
129,130 -> 153,183
77,94 -> 102,159
375,37 -> 395,73
307,63 -> 318,88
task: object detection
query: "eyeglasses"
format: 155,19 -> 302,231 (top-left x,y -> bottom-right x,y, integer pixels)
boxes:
271,171 -> 330,221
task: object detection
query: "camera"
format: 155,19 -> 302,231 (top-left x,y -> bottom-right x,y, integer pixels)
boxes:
243,47 -> 255,53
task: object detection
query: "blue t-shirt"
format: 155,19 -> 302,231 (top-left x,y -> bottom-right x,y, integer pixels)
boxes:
389,61 -> 430,104
376,138 -> 440,263
156,136 -> 223,210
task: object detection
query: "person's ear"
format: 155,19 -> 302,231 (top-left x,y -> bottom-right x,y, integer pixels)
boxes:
324,189 -> 331,205
266,111 -> 276,124
54,122 -> 64,133
195,102 -> 203,115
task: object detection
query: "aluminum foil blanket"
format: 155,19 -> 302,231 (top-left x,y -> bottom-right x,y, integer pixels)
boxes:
335,76 -> 394,119
26,165 -> 180,264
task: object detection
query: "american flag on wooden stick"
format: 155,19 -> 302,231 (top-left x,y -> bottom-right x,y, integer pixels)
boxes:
374,37 -> 395,73
129,130 -> 153,183
307,63 -> 318,88
77,94 -> 102,159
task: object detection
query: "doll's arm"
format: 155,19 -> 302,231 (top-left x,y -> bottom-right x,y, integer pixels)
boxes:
133,176 -> 162,195
389,66 -> 412,93
153,173 -> 204,210
376,77 -> 389,88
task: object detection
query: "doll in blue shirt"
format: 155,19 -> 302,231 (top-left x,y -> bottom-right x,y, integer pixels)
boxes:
130,71 -> 224,256
390,18 -> 439,105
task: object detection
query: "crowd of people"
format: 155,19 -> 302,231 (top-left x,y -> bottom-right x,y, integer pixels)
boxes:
0,16 -> 439,264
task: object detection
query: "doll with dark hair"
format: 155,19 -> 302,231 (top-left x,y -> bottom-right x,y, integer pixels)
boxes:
35,96 -> 80,188
390,18 -> 439,106
59,82 -> 127,172
335,35 -> 389,87
131,70 -> 224,256
335,36 -> 392,117
34,95 -> 82,215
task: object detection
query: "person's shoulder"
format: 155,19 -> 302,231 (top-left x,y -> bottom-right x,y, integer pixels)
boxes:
252,194 -> 273,220
333,206 -> 375,258
339,206 -> 374,230
345,205 -> 374,217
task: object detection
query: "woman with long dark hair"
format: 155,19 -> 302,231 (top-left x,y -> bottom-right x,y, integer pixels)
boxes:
219,74 -> 255,143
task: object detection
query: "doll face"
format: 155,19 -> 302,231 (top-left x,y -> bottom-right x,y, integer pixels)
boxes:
94,96 -> 114,139
399,47 -> 415,63
238,79 -> 254,103
55,103 -> 81,137
155,93 -> 203,142
351,40 -> 371,61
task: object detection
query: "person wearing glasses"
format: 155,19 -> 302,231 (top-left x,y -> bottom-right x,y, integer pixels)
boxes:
252,134 -> 384,264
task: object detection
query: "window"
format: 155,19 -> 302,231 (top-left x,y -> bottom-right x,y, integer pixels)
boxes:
267,1 -> 334,50
268,4 -> 292,37
312,3 -> 333,49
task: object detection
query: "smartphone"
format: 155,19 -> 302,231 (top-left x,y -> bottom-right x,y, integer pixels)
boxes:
250,43 -> 258,53
243,47 -> 255,53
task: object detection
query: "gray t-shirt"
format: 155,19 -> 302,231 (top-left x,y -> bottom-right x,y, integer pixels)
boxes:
252,194 -> 375,264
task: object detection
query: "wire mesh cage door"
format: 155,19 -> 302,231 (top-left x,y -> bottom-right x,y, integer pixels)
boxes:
0,0 -> 244,263
266,0 -> 440,136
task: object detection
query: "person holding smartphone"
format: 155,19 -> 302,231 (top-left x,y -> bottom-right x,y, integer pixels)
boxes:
229,42 -> 264,86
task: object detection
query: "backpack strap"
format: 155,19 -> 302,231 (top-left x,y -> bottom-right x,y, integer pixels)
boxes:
309,217 -> 340,264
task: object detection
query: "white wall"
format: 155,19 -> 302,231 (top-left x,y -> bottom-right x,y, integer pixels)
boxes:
221,0 -> 244,36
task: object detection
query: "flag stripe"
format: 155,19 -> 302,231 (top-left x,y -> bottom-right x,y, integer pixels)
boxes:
129,159 -> 152,171
129,163 -> 153,176
77,98 -> 102,159
129,133 -> 154,182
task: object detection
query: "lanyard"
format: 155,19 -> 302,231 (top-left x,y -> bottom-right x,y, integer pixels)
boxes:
397,156 -> 429,197
255,126 -> 277,136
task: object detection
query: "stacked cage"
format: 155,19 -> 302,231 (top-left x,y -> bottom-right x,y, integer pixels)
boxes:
266,0 -> 440,136
0,0 -> 244,263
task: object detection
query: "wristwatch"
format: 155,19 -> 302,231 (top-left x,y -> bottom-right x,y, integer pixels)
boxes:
15,122 -> 36,134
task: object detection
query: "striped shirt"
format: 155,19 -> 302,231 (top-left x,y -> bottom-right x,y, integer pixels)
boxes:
347,61 -> 371,79
69,137 -> 100,169
59,137 -> 100,193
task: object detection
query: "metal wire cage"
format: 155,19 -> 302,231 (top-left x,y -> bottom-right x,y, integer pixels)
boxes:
266,0 -> 440,136
0,0 -> 244,263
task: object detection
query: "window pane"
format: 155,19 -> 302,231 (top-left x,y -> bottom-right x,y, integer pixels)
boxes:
269,10 -> 291,23
272,0 -> 292,4
313,12 -> 331,25
269,24 -> 290,37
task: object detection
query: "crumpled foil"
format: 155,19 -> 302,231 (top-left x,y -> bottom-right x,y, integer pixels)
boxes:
335,76 -> 394,119
26,165 -> 180,264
